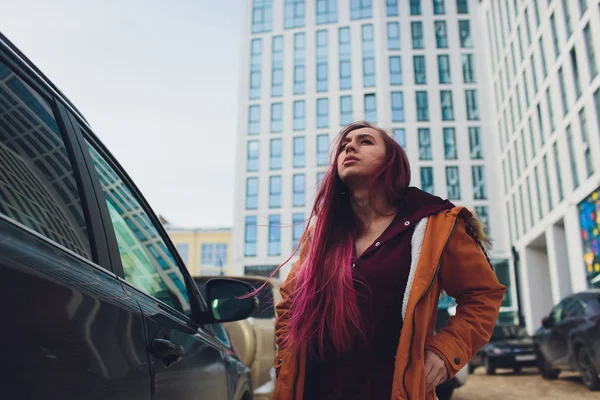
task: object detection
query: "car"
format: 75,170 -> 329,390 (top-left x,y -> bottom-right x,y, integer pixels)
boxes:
0,31 -> 256,399
468,323 -> 537,375
196,275 -> 282,400
435,305 -> 468,400
533,289 -> 600,391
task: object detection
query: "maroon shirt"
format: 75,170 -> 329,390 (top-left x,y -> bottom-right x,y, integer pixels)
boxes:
304,188 -> 454,400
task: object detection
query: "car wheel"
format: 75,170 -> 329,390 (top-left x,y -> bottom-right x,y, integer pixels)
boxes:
536,349 -> 559,380
577,346 -> 600,391
468,363 -> 476,374
513,367 -> 521,374
484,356 -> 495,375
435,384 -> 454,400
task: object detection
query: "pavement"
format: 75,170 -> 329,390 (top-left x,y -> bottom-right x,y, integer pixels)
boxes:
452,367 -> 599,400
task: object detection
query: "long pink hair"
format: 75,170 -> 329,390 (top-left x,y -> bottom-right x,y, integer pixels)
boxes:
282,121 -> 411,360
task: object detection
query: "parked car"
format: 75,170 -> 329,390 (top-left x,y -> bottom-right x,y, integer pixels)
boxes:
196,275 -> 281,400
435,305 -> 468,400
0,32 -> 256,399
468,323 -> 536,375
533,289 -> 600,391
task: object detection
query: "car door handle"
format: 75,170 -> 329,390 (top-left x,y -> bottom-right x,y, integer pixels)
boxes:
150,338 -> 184,368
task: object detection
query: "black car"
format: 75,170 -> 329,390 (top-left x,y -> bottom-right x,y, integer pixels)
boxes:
534,290 -> 600,391
468,324 -> 537,375
0,32 -> 256,399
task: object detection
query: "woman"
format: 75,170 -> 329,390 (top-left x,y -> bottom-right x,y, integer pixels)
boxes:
273,121 -> 506,400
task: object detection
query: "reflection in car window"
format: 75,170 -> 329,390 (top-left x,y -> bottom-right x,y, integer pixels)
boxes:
0,60 -> 91,258
562,298 -> 584,319
85,141 -> 191,315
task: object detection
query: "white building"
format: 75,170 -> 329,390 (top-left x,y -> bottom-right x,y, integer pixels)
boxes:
232,0 -> 514,319
480,0 -> 600,332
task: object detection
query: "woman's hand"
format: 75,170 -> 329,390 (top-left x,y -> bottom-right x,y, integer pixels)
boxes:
424,350 -> 448,393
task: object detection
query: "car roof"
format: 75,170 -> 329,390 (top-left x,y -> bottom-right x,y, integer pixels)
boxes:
194,275 -> 282,286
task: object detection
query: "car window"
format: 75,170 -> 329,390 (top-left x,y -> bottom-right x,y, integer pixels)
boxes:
551,300 -> 567,324
563,298 -> 585,319
0,59 -> 91,259
85,141 -> 191,316
490,325 -> 525,340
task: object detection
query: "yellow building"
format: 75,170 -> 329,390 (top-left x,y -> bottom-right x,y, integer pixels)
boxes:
164,221 -> 232,277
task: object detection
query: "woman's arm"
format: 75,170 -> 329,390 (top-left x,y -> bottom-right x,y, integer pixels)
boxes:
425,213 -> 506,378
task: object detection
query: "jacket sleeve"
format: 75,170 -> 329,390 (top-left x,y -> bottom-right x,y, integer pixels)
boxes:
425,215 -> 506,377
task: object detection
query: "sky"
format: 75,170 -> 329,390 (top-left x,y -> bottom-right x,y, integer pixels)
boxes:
0,0 -> 244,228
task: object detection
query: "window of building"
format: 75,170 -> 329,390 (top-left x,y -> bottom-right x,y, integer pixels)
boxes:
438,55 -> 451,84
317,98 -> 329,128
175,243 -> 189,265
269,175 -> 281,208
542,155 -> 553,211
339,27 -> 352,90
293,136 -> 306,168
421,167 -> 434,194
530,54 -> 539,93
578,0 -> 588,16
246,177 -> 259,209
441,90 -> 454,121
550,14 -> 560,59
316,172 -> 326,188
578,108 -> 594,177
250,39 -> 262,100
416,91 -> 429,121
523,71 -> 530,108
410,0 -> 422,15
393,128 -> 406,148
433,0 -> 445,14
570,49 -> 582,100
249,105 -> 260,135
519,185 -> 528,232
364,93 -> 377,122
414,55 -> 427,85
525,176 -> 535,227
252,0 -> 273,33
268,215 -> 281,256
389,56 -> 403,86
561,0 -> 572,38
472,166 -> 487,199
270,138 -> 282,170
292,212 -> 305,249
443,128 -> 457,159
294,33 -> 305,95
595,88 -> 600,134
200,243 -> 228,274
474,206 -> 489,234
584,24 -> 598,81
270,103 -> 282,132
459,20 -> 472,48
456,0 -> 468,14
465,89 -> 479,120
316,0 -> 337,24
534,166 -> 544,219
536,103 -> 546,145
461,54 -> 476,83
350,0 -> 372,20
293,174 -> 305,206
446,167 -> 461,200
317,134 -> 329,166
390,91 -> 404,122
0,69 -> 91,259
362,24 -> 375,87
411,22 -> 424,49
532,0 -> 540,26
271,36 -> 283,97
284,0 -> 305,29
388,22 -> 400,50
552,143 -> 564,202
245,216 -> 257,257
316,30 -> 329,93
293,100 -> 305,131
558,67 -> 569,116
469,127 -> 483,159
539,38 -> 548,78
566,125 -> 579,189
387,0 -> 398,16
340,95 -> 353,125
418,128 -> 432,160
545,88 -> 555,132
524,8 -> 532,45
435,21 -> 448,49
247,141 -> 259,172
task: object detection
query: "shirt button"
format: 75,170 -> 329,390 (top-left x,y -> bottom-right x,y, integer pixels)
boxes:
404,221 -> 410,226
454,357 -> 461,365
375,242 -> 380,247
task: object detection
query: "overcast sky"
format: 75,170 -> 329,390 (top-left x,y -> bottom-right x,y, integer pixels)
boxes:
1,0 -> 244,228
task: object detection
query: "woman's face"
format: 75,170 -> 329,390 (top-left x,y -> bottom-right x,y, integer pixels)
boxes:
336,127 -> 387,186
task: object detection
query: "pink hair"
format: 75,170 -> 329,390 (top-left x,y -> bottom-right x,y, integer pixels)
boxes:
280,121 -> 412,359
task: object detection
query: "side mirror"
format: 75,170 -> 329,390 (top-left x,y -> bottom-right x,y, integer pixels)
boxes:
205,278 -> 259,323
541,317 -> 552,329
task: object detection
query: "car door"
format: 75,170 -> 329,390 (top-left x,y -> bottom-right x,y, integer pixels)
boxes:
0,54 -> 150,399
547,298 -> 582,366
81,137 -> 240,400
538,300 -> 565,363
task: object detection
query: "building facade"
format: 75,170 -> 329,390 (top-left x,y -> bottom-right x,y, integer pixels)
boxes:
233,0 -> 514,317
166,225 -> 232,276
480,0 -> 600,332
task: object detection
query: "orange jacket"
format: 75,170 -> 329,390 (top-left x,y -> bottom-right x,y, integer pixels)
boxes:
273,207 -> 506,400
